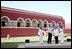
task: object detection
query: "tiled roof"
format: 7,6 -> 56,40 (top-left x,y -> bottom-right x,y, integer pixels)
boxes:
1,6 -> 64,24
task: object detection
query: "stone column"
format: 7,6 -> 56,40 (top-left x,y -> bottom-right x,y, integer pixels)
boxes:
30,22 -> 32,27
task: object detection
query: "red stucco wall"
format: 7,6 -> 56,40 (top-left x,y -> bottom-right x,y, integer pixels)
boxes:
1,28 -> 39,38
1,28 -> 71,38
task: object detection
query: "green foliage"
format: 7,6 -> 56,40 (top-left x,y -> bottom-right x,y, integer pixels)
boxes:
1,43 -> 18,48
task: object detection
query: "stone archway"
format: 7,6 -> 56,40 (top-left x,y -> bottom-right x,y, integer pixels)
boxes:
25,19 -> 30,27
59,22 -> 62,28
1,17 -> 9,26
52,21 -> 56,28
44,21 -> 47,28
32,19 -> 37,27
38,20 -> 43,27
17,19 -> 24,27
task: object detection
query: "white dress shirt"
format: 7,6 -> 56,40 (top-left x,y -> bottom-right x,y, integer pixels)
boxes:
46,28 -> 53,34
53,29 -> 59,36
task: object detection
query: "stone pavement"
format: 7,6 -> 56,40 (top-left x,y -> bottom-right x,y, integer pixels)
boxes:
18,44 -> 25,48
18,42 -> 71,48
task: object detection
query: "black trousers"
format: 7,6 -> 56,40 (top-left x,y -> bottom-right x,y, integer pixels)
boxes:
55,36 -> 58,44
47,33 -> 52,44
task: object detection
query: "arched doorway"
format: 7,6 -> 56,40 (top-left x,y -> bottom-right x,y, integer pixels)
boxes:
17,19 -> 24,27
38,20 -> 42,27
32,19 -> 37,27
59,22 -> 62,28
44,21 -> 47,28
52,21 -> 56,28
1,17 -> 9,27
25,20 -> 30,27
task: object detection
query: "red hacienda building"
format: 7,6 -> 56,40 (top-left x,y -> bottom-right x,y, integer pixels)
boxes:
1,6 -> 69,38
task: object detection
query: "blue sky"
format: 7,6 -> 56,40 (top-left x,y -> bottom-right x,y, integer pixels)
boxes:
1,1 -> 71,24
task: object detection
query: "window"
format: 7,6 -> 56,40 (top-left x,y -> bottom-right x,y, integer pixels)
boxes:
17,22 -> 20,27
38,20 -> 42,28
1,17 -> 9,27
44,24 -> 47,28
25,20 -> 30,27
17,18 -> 24,27
44,21 -> 47,28
2,21 -> 5,26
32,20 -> 37,27
38,24 -> 39,27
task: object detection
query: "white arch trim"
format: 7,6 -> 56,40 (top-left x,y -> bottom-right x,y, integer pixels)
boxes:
25,18 -> 32,27
17,17 -> 24,22
52,21 -> 56,24
25,18 -> 32,23
44,20 -> 48,24
59,21 -> 62,24
32,19 -> 38,24
38,19 -> 43,24
1,16 -> 10,22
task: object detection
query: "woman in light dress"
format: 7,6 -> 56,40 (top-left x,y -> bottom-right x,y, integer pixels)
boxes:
38,25 -> 46,44
59,25 -> 64,44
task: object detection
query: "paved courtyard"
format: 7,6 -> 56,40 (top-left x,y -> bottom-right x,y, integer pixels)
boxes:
18,42 -> 71,48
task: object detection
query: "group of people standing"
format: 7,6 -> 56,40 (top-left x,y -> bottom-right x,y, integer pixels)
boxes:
38,22 -> 64,44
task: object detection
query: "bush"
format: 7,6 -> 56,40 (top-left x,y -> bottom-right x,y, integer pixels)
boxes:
1,43 -> 18,48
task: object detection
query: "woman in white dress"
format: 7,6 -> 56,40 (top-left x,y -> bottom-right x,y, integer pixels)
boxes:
59,25 -> 64,44
38,25 -> 46,44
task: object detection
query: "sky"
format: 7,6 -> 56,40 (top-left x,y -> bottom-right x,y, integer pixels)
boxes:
1,1 -> 71,24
